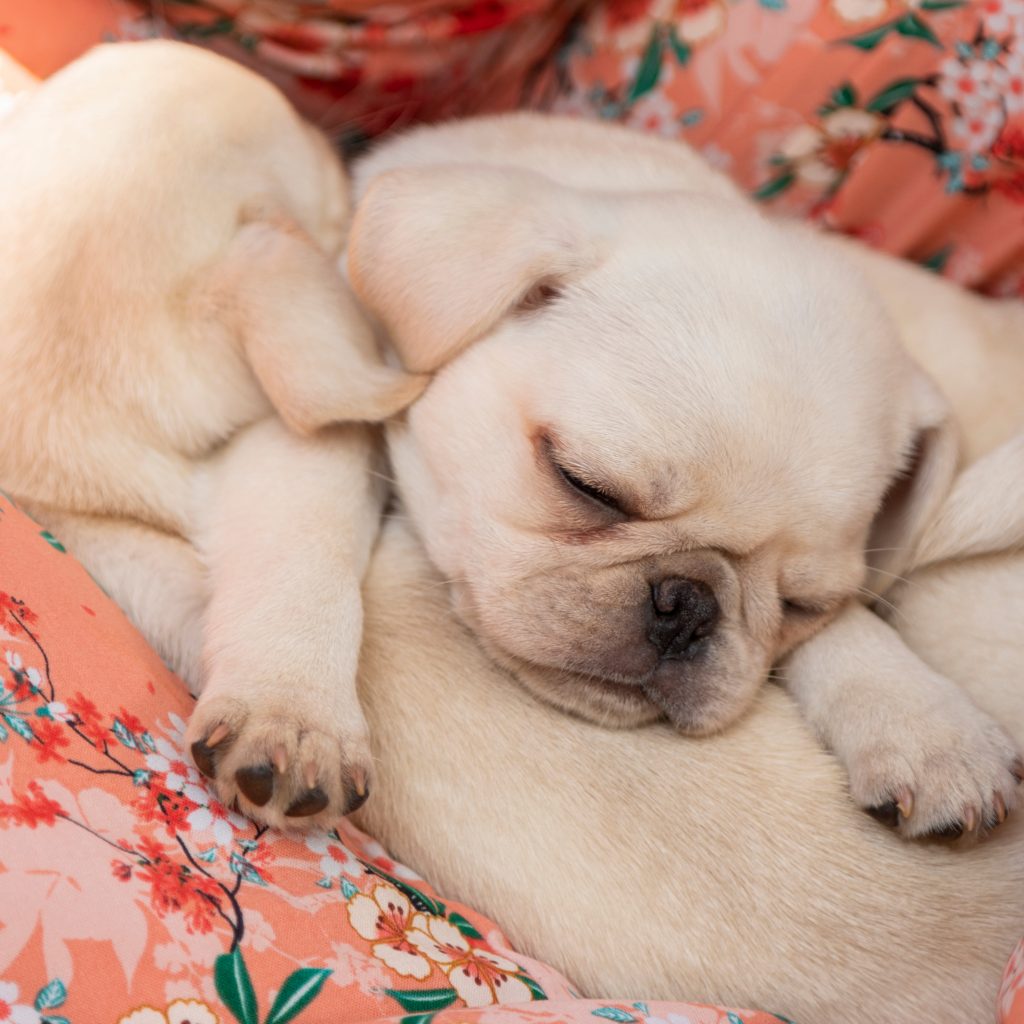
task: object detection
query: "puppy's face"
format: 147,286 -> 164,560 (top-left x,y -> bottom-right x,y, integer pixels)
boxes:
351,167 -> 953,732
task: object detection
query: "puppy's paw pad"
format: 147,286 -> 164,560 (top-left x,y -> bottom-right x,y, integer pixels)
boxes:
186,695 -> 371,831
851,714 -> 1022,841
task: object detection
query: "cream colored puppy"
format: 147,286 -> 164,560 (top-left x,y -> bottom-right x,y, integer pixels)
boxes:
0,41 -> 422,828
346,113 -> 1024,840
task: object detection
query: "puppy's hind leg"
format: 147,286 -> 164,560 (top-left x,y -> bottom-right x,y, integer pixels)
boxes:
185,416 -> 382,830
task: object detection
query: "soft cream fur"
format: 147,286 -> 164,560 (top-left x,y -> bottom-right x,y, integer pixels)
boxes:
342,114 -> 1024,1021
347,114 -> 1022,839
0,41 -> 424,828
5,50 -> 1024,1022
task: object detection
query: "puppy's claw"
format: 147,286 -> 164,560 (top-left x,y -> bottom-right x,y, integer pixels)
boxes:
345,772 -> 371,816
303,761 -> 318,791
964,806 -> 978,833
896,788 -> 914,819
272,744 -> 288,775
994,792 -> 1008,824
285,787 -> 329,818
236,764 -> 275,807
206,723 -> 231,748
1011,758 -> 1024,785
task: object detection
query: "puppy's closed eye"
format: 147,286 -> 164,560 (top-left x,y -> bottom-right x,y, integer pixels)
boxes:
539,435 -> 624,514
554,461 -> 623,512
781,598 -> 828,618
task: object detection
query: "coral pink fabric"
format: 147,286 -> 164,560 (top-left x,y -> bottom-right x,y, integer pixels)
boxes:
4,1 -> 1024,288
0,0 -> 580,143
551,0 -> 1024,294
0,492 -> 791,1023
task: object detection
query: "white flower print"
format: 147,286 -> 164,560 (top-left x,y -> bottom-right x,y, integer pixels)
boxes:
0,981 -> 41,1024
347,883 -> 432,979
305,830 -> 364,883
406,915 -> 533,1007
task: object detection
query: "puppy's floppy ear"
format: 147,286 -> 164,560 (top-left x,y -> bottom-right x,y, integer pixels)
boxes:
866,368 -> 959,592
347,165 -> 605,373
214,217 -> 427,434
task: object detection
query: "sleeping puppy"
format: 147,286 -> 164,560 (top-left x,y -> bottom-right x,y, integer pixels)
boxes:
346,113 -> 1023,839
0,41 -> 423,828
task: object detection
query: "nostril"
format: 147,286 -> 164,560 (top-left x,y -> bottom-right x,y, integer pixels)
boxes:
648,578 -> 719,658
652,579 -> 683,617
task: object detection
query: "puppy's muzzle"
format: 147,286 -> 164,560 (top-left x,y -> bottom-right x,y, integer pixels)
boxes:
648,578 -> 719,660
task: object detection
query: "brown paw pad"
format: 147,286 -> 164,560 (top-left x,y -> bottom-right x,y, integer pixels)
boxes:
865,801 -> 900,828
344,782 -> 371,816
191,739 -> 219,779
285,787 -> 329,818
236,764 -> 275,807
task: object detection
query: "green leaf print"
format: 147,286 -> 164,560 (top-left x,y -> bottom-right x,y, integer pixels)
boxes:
667,25 -> 691,66
264,967 -> 332,1024
4,713 -> 35,743
215,948 -> 259,1024
39,530 -> 66,552
894,12 -> 941,46
447,911 -> 483,939
364,863 -> 446,917
35,979 -> 67,1010
384,988 -> 459,1014
840,20 -> 897,50
866,78 -> 922,112
753,172 -> 796,201
628,25 -> 665,103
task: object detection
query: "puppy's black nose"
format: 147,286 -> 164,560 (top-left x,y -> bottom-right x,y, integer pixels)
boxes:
648,578 -> 719,659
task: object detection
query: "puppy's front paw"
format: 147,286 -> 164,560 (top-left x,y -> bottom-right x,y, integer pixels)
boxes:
849,705 -> 1022,840
185,693 -> 371,831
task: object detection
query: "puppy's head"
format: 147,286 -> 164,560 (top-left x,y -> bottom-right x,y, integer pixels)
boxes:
349,165 -> 956,732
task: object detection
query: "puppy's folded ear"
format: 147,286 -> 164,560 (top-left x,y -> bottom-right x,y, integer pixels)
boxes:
213,218 -> 427,434
866,368 -> 959,592
347,166 -> 605,372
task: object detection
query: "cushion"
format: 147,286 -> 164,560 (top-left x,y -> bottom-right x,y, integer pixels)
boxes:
0,491 -> 791,1024
550,0 -> 1024,295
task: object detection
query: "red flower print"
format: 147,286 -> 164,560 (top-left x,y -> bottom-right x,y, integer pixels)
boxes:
112,859 -> 133,881
994,125 -> 1024,161
33,719 -> 71,764
0,780 -> 64,828
67,691 -> 108,749
135,837 -> 222,934
134,779 -> 200,835
453,1 -> 510,35
995,173 -> 1024,203
117,707 -> 147,736
606,0 -> 652,29
0,592 -> 37,632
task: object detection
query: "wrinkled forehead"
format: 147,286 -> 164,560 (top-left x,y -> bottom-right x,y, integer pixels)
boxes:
500,254 -> 900,529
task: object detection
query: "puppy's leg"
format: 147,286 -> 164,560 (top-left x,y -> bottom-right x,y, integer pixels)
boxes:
207,218 -> 425,434
785,603 -> 1022,838
21,510 -> 207,689
185,416 -> 380,830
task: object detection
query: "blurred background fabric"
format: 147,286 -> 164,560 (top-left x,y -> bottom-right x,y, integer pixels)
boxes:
1,0 -> 1022,284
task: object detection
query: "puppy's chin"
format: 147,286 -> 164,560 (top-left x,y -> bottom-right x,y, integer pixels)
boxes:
641,643 -> 767,735
488,649 -> 662,728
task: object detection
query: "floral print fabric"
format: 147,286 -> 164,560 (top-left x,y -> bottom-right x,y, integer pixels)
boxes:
550,0 -> 1024,293
0,492 -> 793,1023
4,1 -> 1024,286
0,0 -> 581,145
